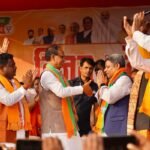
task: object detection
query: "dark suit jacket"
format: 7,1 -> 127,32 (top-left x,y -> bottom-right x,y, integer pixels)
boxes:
76,31 -> 92,43
104,95 -> 129,136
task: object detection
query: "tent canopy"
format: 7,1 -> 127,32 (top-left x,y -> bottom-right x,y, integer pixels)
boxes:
1,0 -> 150,11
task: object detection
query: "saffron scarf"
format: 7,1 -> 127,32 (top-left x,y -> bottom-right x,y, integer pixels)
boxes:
46,64 -> 78,138
0,75 -> 31,131
29,101 -> 41,136
137,46 -> 150,116
139,73 -> 150,116
93,68 -> 127,133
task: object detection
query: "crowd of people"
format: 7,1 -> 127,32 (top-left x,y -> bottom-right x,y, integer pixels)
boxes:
0,11 -> 150,150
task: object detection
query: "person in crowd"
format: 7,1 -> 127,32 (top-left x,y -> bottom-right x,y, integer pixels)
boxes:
65,22 -> 80,44
53,24 -> 66,44
24,29 -> 35,45
43,28 -> 54,44
91,59 -> 107,133
0,53 -> 34,142
96,54 -> 132,135
29,77 -> 41,137
40,44 -> 93,150
124,11 -> 150,138
69,57 -> 98,136
94,59 -> 105,75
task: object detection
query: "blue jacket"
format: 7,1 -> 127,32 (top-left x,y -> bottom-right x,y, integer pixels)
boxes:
104,95 -> 129,136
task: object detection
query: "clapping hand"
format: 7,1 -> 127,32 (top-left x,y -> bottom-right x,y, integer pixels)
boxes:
123,11 -> 145,37
0,37 -> 9,53
132,12 -> 144,33
22,70 -> 34,89
96,70 -> 107,88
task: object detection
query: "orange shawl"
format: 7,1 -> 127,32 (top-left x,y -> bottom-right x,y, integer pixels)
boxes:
0,75 -> 31,131
93,68 -> 127,133
137,46 -> 150,116
46,64 -> 78,138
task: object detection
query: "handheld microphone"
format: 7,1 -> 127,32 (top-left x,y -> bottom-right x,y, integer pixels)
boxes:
144,10 -> 150,16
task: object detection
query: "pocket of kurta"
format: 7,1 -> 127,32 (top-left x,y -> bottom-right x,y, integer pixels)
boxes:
110,116 -> 125,121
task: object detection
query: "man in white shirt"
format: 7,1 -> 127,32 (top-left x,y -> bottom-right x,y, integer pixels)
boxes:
96,54 -> 132,135
40,44 -> 93,150
124,11 -> 150,138
0,53 -> 34,142
24,29 -> 35,45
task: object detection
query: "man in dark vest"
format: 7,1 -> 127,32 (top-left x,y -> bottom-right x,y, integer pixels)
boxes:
96,54 -> 132,135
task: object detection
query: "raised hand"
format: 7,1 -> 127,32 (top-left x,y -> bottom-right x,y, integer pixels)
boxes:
22,70 -> 33,89
96,70 -> 107,88
132,11 -> 144,33
0,37 -> 9,53
123,16 -> 132,37
82,80 -> 93,96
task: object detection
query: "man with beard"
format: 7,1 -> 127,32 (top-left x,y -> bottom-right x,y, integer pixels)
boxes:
0,53 -> 34,142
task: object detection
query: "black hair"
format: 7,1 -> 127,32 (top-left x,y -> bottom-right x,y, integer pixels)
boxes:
0,53 -> 13,67
80,57 -> 95,67
83,16 -> 93,24
45,44 -> 60,61
94,59 -> 105,72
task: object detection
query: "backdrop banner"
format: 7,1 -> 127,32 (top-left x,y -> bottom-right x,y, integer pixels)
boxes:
0,6 -> 149,80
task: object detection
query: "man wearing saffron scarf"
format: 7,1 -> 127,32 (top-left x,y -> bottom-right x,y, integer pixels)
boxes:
40,45 -> 93,150
96,54 -> 132,135
124,11 -> 150,138
0,53 -> 34,142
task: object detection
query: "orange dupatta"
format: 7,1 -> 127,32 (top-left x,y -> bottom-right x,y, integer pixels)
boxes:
137,46 -> 150,116
0,75 -> 31,131
93,67 -> 127,133
46,64 -> 78,138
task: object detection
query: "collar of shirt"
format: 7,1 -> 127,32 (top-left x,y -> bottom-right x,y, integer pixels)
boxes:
83,30 -> 92,38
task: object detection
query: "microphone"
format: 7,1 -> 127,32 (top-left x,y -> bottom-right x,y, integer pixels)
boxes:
144,10 -> 150,16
